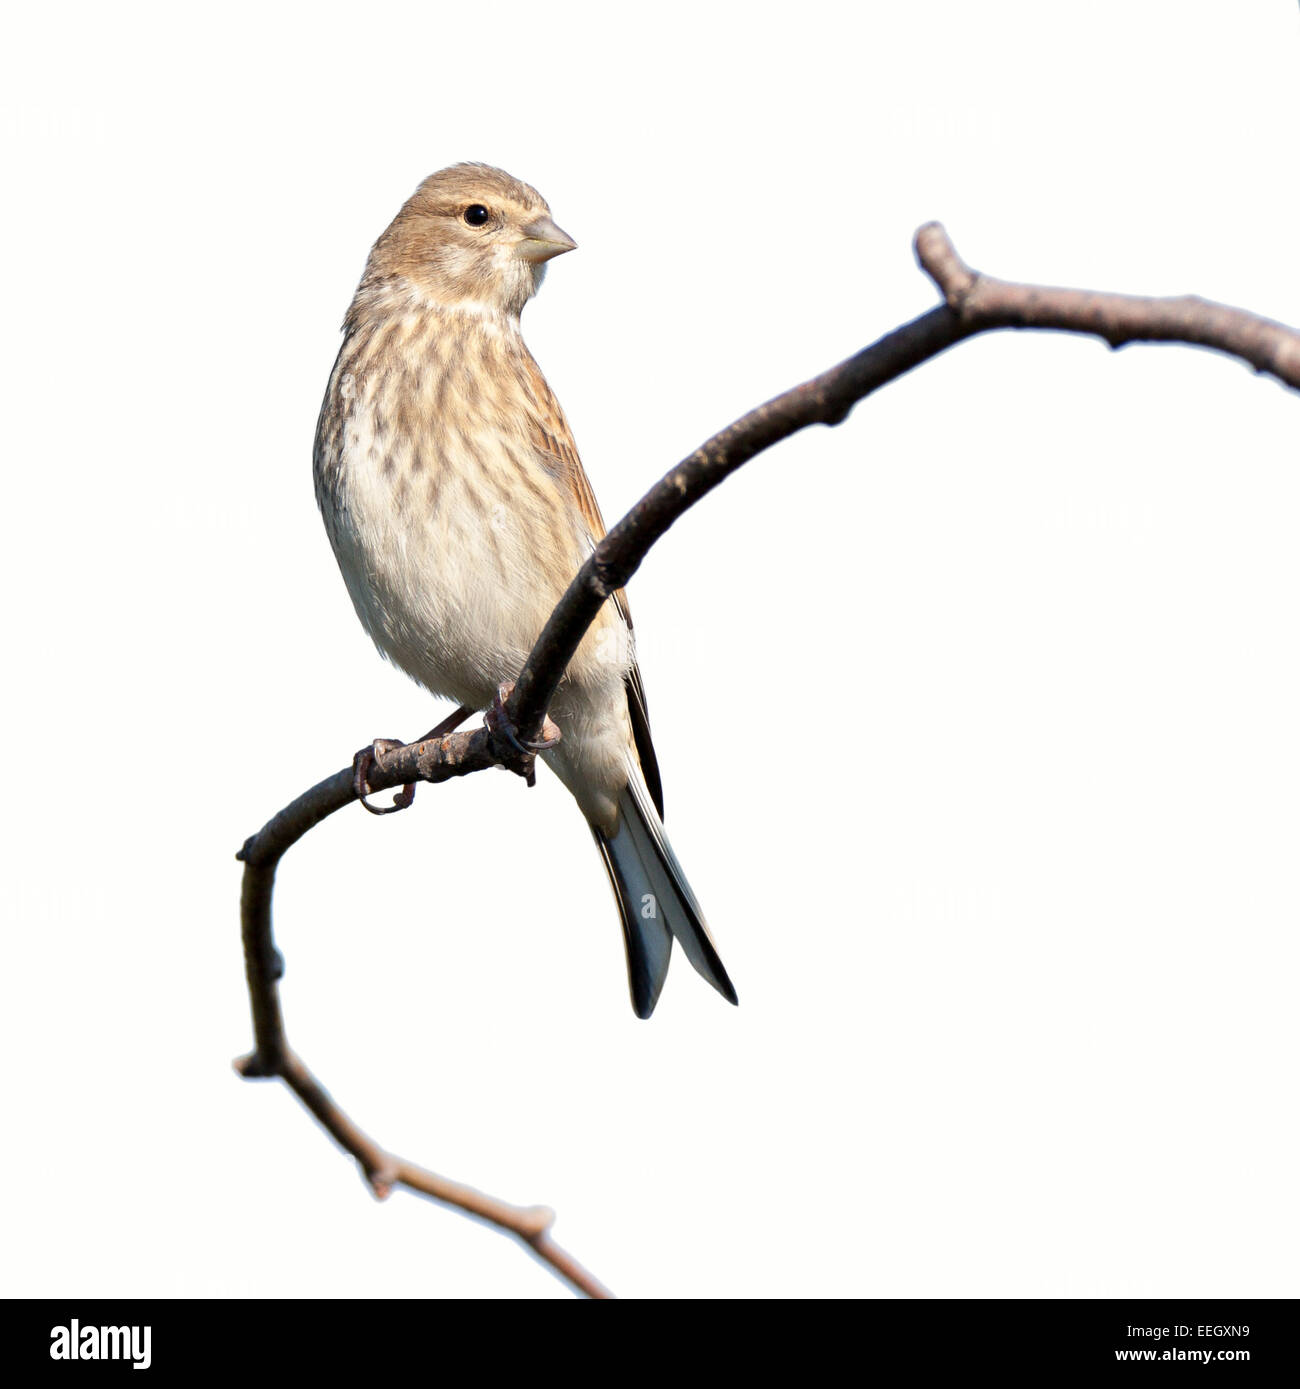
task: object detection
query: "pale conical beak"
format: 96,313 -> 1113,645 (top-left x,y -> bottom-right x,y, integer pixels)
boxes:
516,215 -> 577,263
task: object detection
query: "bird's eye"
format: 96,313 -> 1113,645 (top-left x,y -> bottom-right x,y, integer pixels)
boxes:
463,204 -> 490,227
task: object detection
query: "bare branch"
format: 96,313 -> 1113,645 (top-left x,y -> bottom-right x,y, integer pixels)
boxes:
232,1049 -> 609,1297
506,223 -> 1300,744
914,222 -> 1300,382
235,765 -> 610,1299
237,222 -> 1300,1297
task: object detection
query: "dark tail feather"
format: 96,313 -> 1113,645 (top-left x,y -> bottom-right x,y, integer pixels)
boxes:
592,769 -> 738,1018
592,825 -> 671,1018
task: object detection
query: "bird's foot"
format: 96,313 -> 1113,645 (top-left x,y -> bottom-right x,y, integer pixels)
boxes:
485,681 -> 561,787
352,739 -> 417,816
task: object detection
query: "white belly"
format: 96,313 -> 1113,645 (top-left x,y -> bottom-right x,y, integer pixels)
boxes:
324,392 -> 634,828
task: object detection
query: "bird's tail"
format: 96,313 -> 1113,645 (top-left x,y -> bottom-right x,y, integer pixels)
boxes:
591,767 -> 738,1019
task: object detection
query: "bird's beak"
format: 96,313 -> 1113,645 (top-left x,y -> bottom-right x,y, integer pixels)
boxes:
516,215 -> 577,263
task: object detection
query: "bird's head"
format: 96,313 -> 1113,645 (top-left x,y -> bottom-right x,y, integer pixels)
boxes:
363,163 -> 576,318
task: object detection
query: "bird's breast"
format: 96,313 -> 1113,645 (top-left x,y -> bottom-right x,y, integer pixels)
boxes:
314,309 -> 608,708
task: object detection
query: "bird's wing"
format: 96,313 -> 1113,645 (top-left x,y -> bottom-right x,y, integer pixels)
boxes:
522,356 -> 666,818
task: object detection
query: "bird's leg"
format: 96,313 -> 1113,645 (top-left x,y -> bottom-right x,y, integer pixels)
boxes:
484,681 -> 562,787
415,705 -> 476,744
352,706 -> 474,816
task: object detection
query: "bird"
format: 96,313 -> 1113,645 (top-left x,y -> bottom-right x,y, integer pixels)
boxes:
312,163 -> 737,1018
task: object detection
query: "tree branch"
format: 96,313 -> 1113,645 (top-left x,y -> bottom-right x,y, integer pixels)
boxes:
236,222 -> 1300,1297
235,762 -> 610,1300
506,222 -> 1300,744
915,223 -> 1300,378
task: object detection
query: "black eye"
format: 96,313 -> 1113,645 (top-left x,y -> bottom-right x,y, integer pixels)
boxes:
463,204 -> 490,227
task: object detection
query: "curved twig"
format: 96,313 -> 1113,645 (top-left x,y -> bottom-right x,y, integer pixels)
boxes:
236,222 -> 1300,1297
235,758 -> 610,1299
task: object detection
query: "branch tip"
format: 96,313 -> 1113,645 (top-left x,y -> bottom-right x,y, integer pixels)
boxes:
365,1168 -> 399,1201
915,222 -> 975,310
233,1051 -> 278,1080
518,1205 -> 557,1239
372,1158 -> 401,1190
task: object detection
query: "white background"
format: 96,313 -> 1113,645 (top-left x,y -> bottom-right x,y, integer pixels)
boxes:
2,2 -> 1297,1299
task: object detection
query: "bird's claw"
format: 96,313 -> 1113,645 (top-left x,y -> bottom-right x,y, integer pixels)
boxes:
485,682 -> 561,786
352,739 -> 417,816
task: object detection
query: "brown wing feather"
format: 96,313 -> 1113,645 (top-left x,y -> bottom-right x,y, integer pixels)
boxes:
521,353 -> 666,818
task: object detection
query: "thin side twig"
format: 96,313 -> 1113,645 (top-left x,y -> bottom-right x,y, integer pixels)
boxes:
915,222 -> 1300,380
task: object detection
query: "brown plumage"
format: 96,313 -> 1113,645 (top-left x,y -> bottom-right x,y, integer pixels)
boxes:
313,163 -> 735,1017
